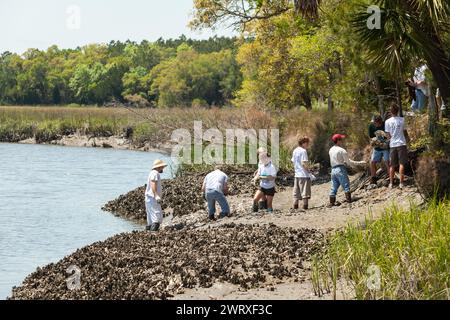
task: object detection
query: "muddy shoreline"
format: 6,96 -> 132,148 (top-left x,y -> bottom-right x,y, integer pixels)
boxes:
6,139 -> 424,300
11,134 -> 173,154
9,171 -> 423,300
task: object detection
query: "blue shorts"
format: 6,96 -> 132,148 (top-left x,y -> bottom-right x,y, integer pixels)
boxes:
371,149 -> 390,163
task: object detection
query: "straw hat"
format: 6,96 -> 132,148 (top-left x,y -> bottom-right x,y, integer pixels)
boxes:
257,148 -> 271,166
152,159 -> 168,170
257,147 -> 267,154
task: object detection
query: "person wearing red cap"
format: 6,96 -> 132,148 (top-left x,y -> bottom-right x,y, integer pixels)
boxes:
328,134 -> 366,207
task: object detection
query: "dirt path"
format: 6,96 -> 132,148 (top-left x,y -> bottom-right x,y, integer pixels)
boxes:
169,175 -> 423,300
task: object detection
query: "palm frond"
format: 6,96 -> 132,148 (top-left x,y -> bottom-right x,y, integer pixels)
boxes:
293,0 -> 321,20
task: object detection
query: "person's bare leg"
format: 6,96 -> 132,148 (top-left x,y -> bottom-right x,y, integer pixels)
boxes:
253,190 -> 264,203
389,166 -> 395,187
253,191 -> 264,212
399,164 -> 405,186
260,194 -> 267,209
370,161 -> 378,184
370,161 -> 377,178
385,161 -> 390,175
266,196 -> 274,211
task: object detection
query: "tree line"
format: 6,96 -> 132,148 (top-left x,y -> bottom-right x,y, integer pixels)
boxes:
1,0 -> 449,114
0,36 -> 241,107
191,0 -> 450,114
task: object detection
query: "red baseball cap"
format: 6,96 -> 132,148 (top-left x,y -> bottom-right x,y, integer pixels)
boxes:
332,134 -> 346,143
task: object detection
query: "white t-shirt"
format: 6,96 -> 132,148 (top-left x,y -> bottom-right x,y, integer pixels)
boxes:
203,169 -> 228,193
414,64 -> 429,96
329,145 -> 365,168
258,162 -> 277,189
291,147 -> 309,178
385,116 -> 407,148
145,169 -> 162,199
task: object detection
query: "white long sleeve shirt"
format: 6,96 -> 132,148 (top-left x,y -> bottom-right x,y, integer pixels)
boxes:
329,145 -> 365,168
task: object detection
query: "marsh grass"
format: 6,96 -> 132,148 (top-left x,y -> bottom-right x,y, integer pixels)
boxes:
312,199 -> 450,300
1,105 -> 377,169
0,106 -> 132,142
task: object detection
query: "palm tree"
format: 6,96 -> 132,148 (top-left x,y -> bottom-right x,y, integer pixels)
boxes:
191,0 -> 322,28
293,0 -> 321,19
352,0 -> 450,112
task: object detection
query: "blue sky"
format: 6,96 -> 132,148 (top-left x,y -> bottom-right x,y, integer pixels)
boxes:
0,0 -> 235,53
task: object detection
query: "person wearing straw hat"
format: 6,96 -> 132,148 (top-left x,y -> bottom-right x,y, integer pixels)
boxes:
144,159 -> 168,232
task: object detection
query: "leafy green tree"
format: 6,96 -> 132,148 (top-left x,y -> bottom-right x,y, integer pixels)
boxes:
122,66 -> 151,99
0,52 -> 21,104
352,0 -> 450,108
191,0 -> 321,30
150,46 -> 242,107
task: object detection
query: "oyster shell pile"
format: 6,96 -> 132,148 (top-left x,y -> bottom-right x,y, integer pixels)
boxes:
10,223 -> 323,300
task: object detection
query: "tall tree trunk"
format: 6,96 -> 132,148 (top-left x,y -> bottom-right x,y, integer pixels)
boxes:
428,84 -> 438,136
303,76 -> 312,110
395,78 -> 403,117
427,57 -> 450,118
327,95 -> 334,111
424,31 -> 450,118
326,66 -> 334,111
375,76 -> 385,117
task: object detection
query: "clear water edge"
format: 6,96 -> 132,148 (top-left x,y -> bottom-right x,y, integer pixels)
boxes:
0,143 -> 174,299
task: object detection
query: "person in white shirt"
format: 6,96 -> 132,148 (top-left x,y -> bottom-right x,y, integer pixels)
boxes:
252,157 -> 277,213
291,136 -> 312,210
202,166 -> 230,221
254,147 -> 270,210
144,159 -> 167,232
408,63 -> 429,112
328,134 -> 366,207
385,103 -> 409,189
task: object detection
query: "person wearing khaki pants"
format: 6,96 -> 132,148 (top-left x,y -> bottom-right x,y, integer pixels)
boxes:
291,137 -> 312,210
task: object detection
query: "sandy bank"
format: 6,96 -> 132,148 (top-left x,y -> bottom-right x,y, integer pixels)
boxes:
17,134 -> 173,154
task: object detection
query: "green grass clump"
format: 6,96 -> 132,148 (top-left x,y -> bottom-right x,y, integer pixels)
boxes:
312,199 -> 449,300
131,122 -> 156,146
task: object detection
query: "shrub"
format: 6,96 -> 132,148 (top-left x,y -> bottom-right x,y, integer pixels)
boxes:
131,122 -> 156,146
312,199 -> 450,300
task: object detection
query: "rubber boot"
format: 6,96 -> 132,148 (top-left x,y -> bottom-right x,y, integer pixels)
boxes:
303,199 -> 309,210
345,192 -> 352,203
252,202 -> 259,213
327,196 -> 336,208
150,223 -> 160,232
259,200 -> 268,210
219,212 -> 229,219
